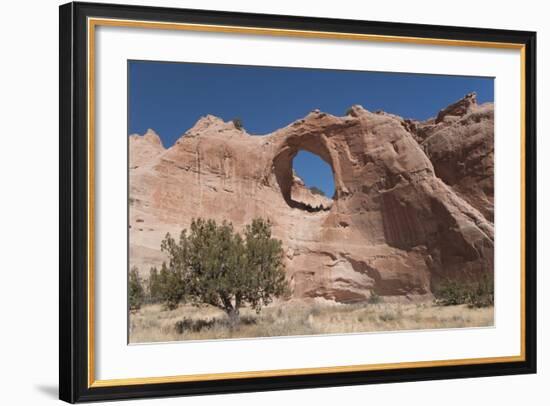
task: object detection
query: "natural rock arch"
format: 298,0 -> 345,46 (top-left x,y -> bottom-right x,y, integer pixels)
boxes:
273,135 -> 337,212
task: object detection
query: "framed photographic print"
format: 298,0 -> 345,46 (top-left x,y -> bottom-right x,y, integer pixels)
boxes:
59,1 -> 537,403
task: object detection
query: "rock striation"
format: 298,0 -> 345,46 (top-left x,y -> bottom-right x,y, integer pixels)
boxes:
129,95 -> 494,302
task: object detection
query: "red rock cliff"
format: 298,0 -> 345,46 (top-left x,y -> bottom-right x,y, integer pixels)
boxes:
129,95 -> 494,302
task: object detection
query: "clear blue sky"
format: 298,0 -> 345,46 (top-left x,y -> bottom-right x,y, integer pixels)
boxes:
129,60 -> 493,196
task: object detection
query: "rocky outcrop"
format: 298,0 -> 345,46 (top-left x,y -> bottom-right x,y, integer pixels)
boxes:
129,128 -> 165,168
129,95 -> 494,303
408,93 -> 494,221
290,175 -> 333,211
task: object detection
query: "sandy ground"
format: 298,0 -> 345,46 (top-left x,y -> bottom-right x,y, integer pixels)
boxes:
129,299 -> 494,343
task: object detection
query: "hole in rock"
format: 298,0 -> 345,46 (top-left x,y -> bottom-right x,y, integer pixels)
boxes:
290,150 -> 335,212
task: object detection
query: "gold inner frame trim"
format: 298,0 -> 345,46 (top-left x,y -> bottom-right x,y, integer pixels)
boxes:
87,17 -> 527,388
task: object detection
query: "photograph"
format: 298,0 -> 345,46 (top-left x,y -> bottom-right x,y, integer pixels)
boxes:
55,1 -> 536,402
127,61 -> 495,343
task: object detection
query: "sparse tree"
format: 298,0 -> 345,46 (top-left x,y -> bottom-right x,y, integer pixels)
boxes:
129,266 -> 145,311
147,267 -> 162,303
160,218 -> 288,324
159,260 -> 186,310
241,218 -> 289,315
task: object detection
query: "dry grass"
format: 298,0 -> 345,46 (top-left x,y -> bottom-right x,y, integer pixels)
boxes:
129,299 -> 494,343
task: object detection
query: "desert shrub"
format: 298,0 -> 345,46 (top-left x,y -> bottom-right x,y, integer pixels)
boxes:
239,315 -> 258,325
309,304 -> 324,317
232,117 -> 243,130
160,217 -> 289,324
175,318 -> 222,334
379,311 -> 396,322
433,274 -> 494,308
367,291 -> 382,304
434,279 -> 465,306
129,266 -> 145,311
467,274 -> 495,308
308,186 -> 326,196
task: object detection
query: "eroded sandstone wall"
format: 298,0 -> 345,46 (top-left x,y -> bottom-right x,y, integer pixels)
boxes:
129,94 -> 494,302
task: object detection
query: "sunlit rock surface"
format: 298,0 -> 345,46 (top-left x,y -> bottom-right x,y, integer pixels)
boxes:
129,95 -> 494,302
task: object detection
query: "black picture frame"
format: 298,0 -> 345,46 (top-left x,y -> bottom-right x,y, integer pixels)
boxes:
59,1 -> 537,403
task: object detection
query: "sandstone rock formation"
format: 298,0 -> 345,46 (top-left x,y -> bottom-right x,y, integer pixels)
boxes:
129,94 -> 494,303
129,128 -> 165,168
407,93 -> 494,221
